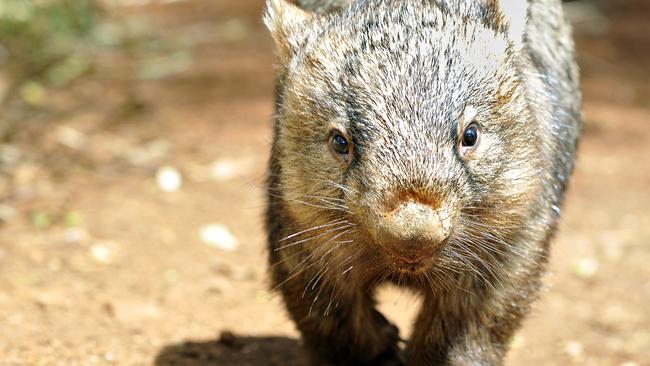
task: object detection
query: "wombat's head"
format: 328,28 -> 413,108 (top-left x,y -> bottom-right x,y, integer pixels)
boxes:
266,0 -> 544,280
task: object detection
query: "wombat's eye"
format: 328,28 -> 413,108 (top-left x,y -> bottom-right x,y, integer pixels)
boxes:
332,134 -> 349,154
461,123 -> 480,149
328,129 -> 352,165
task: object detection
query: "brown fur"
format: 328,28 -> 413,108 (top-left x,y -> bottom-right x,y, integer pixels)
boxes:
264,0 -> 581,365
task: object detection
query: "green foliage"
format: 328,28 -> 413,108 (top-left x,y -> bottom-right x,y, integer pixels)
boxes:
0,1 -> 194,91
0,0 -> 98,88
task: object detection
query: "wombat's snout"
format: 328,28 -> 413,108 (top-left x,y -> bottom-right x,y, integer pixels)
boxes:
376,200 -> 452,265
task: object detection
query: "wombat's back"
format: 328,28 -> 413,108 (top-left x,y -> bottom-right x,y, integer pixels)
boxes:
524,0 -> 581,210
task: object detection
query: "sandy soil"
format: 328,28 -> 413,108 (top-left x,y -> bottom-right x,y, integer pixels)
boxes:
0,1 -> 648,365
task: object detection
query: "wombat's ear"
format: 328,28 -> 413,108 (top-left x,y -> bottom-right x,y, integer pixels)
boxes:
264,0 -> 314,63
498,0 -> 527,50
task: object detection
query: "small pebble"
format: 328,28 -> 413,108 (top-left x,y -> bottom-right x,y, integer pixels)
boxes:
564,340 -> 584,360
156,166 -> 183,192
64,228 -> 88,244
90,243 -> 113,264
56,126 -> 87,150
571,257 -> 599,279
104,352 -> 116,362
211,159 -> 238,181
620,362 -> 639,366
200,224 -> 238,251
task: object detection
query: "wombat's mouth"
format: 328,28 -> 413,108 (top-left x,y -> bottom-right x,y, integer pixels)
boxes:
393,259 -> 429,274
382,244 -> 442,273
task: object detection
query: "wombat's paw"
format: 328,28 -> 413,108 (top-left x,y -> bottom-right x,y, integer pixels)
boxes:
315,352 -> 404,366
370,327 -> 405,366
380,321 -> 401,345
371,313 -> 404,365
370,350 -> 406,366
311,340 -> 404,366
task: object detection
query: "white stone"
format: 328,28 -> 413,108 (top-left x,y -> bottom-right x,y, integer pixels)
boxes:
64,228 -> 88,243
564,341 -> 584,359
104,352 -> 115,362
571,257 -> 599,279
200,224 -> 238,251
620,362 -> 639,366
210,159 -> 238,181
90,243 -> 113,264
56,126 -> 87,150
156,166 -> 182,192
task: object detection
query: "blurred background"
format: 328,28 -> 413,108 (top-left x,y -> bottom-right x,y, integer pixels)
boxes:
0,0 -> 647,365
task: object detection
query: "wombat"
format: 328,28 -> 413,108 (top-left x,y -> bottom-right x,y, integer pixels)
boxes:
264,0 -> 581,365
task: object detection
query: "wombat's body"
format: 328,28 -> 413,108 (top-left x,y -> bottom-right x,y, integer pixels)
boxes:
264,0 -> 580,365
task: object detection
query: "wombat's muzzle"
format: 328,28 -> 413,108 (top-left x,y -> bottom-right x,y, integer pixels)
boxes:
375,200 -> 452,265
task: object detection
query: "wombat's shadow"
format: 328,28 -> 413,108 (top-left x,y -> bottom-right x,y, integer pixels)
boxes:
154,332 -> 311,366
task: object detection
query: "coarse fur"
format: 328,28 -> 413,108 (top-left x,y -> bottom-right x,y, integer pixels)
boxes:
264,0 -> 581,365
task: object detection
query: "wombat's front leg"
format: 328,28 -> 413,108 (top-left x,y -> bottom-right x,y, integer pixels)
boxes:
273,267 -> 403,366
406,295 -> 509,366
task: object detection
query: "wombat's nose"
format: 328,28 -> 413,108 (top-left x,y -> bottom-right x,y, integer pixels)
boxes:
376,201 -> 451,262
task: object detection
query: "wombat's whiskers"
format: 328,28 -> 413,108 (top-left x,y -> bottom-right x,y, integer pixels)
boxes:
273,223 -> 356,294
279,218 -> 349,242
460,214 -> 548,263
275,222 -> 354,251
268,184 -> 355,214
305,175 -> 360,201
306,235 -> 358,315
304,236 -> 352,294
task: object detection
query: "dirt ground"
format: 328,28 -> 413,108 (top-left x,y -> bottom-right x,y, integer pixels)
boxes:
0,1 -> 648,365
